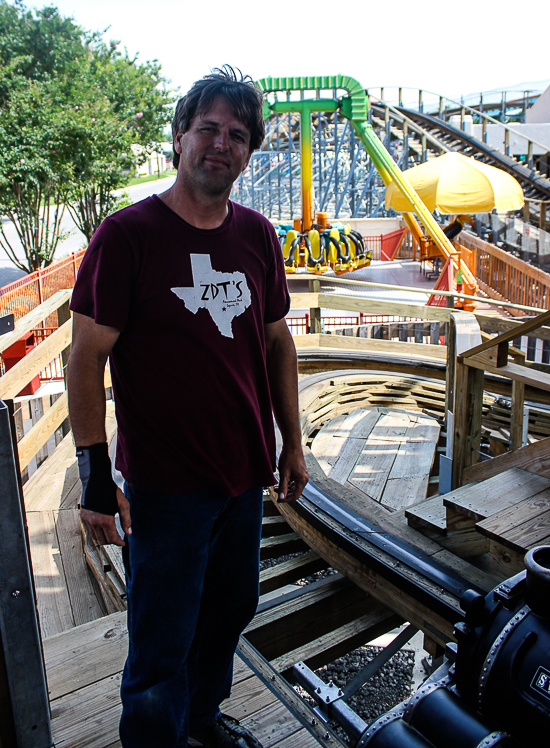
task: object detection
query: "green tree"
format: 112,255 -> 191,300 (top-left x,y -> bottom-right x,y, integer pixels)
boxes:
66,42 -> 172,242
0,78 -> 76,271
0,1 -> 172,271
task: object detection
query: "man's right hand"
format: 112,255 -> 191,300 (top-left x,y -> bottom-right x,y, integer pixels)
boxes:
80,487 -> 132,547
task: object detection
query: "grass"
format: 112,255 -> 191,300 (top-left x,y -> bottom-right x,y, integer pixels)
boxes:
126,171 -> 175,187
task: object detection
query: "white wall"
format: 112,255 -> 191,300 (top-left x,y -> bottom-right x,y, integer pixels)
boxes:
470,123 -> 550,155
526,84 -> 550,123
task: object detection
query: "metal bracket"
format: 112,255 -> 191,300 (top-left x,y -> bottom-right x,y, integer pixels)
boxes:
0,313 -> 14,336
293,662 -> 369,745
237,636 -> 346,747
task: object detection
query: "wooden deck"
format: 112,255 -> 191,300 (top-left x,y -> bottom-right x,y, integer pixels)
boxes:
311,407 -> 440,511
23,406 -> 387,748
43,612 -> 327,748
23,403 -> 117,639
406,467 -> 550,578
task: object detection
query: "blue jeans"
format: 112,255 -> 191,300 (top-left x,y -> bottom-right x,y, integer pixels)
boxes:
119,485 -> 264,748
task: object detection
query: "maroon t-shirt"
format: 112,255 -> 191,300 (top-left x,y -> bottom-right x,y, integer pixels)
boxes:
70,196 -> 290,495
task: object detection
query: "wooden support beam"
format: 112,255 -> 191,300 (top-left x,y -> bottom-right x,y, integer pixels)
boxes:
464,356 -> 550,392
259,551 -> 327,595
463,435 -> 550,484
246,576 -> 371,661
452,360 -> 484,489
293,332 -> 446,360
259,532 -> 308,560
510,349 -> 526,451
461,307 -> 550,360
0,289 -> 72,355
316,293 -> 452,322
16,370 -> 111,472
0,320 -> 72,400
17,393 -> 68,471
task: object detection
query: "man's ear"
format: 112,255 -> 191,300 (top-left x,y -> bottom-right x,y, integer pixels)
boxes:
242,153 -> 252,172
174,130 -> 184,154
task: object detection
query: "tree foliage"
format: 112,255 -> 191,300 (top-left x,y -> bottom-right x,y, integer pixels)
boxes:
0,1 -> 173,271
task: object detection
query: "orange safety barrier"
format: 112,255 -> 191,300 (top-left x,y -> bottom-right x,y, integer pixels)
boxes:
380,228 -> 408,262
0,250 -> 85,322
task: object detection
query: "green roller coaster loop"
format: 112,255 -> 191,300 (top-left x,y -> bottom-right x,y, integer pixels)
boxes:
256,75 -> 476,298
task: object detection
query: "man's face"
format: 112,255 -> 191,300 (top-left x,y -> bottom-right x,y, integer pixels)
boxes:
174,96 -> 252,198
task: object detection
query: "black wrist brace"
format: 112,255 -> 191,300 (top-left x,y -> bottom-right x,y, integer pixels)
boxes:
76,442 -> 119,516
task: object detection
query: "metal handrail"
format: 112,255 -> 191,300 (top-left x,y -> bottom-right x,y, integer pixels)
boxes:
367,86 -> 550,160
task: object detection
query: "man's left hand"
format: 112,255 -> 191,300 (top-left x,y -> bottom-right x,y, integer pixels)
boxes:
276,444 -> 309,503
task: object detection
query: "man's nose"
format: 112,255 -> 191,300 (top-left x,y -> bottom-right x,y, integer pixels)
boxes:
213,130 -> 229,150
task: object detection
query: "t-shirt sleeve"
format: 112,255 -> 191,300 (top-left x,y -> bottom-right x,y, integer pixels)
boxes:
70,217 -> 135,332
264,222 -> 290,324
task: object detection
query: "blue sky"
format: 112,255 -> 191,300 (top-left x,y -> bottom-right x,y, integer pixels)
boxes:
27,0 -> 550,102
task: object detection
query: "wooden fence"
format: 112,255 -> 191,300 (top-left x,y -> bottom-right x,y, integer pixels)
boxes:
459,233 -> 550,314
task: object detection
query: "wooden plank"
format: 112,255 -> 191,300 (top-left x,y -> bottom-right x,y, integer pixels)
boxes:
486,539 -> 525,577
316,292 -> 452,322
24,433 -> 77,511
259,533 -> 308,560
463,435 -> 550,484
222,672 -> 277,723
83,543 -> 124,614
348,438 -> 397,501
247,577 -> 370,661
0,289 -> 72,354
275,729 -> 325,748
343,407 -> 380,438
440,512 -> 489,558
259,551 -> 327,595
406,496 -> 447,534
273,500 -> 458,648
451,359 -> 484,489
26,510 -> 75,638
50,672 -> 122,748
262,515 -> 291,537
0,320 -> 72,399
475,312 -> 550,342
483,507 -> 550,555
43,612 -> 127,700
271,605 -> 402,674
476,489 -> 550,544
55,508 -> 104,627
466,355 -> 550,392
17,392 -> 68,471
327,437 -> 366,484
443,468 -> 550,522
311,332 -> 447,360
382,474 -> 433,512
240,699 -> 312,748
289,292 -> 318,309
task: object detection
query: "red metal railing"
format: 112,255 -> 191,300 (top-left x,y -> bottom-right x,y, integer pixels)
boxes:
286,313 -> 417,334
0,250 -> 85,322
32,328 -> 65,382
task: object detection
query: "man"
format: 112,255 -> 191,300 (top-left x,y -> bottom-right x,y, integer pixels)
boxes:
68,66 -> 308,748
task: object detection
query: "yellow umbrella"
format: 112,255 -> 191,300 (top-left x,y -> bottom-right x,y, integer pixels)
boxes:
385,152 -> 524,213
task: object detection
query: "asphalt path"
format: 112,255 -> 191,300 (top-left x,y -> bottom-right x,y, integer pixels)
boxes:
0,175 -> 176,288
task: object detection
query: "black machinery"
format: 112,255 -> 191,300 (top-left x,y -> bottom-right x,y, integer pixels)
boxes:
294,545 -> 550,747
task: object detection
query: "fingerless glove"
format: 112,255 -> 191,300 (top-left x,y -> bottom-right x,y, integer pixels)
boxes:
76,442 -> 119,516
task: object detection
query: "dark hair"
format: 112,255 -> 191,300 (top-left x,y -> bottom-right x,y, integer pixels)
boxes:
171,65 -> 265,169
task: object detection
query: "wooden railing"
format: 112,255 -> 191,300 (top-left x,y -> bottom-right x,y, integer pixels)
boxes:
4,277 -> 550,481
0,290 -> 111,476
0,251 -> 85,322
459,233 -> 550,314
451,308 -> 550,488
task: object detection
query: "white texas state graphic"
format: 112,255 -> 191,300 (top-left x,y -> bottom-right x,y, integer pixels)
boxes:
171,254 -> 251,339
